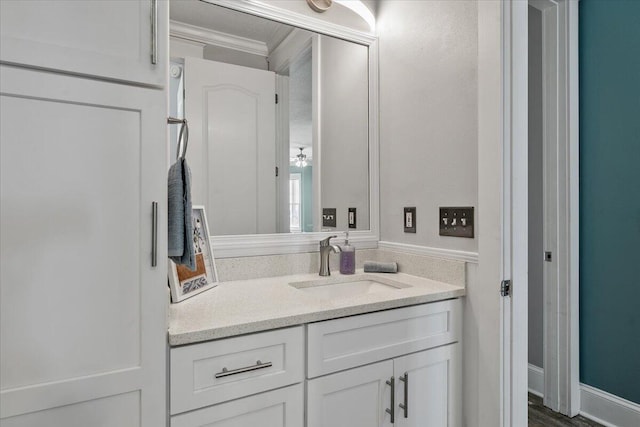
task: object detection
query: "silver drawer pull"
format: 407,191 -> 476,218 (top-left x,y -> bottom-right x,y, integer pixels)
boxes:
150,0 -> 158,64
385,376 -> 395,423
214,360 -> 273,378
399,372 -> 408,418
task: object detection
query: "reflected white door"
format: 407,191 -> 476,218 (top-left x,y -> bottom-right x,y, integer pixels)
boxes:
185,57 -> 276,235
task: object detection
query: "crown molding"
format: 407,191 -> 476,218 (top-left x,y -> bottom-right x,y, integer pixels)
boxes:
203,0 -> 376,46
170,20 -> 268,57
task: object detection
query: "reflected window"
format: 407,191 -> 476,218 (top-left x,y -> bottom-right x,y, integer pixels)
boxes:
289,173 -> 302,232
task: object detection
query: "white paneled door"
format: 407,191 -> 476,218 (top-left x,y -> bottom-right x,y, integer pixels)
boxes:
0,66 -> 167,426
184,57 -> 276,236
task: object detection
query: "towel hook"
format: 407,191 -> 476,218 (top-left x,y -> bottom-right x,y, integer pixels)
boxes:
167,117 -> 189,160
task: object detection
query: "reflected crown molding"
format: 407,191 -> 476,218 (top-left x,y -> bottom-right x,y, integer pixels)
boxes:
170,20 -> 269,56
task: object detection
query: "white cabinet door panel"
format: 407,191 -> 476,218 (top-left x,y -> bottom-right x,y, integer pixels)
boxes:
171,384 -> 303,427
394,344 -> 461,427
0,65 -> 166,425
0,391 -> 141,427
307,360 -> 394,427
0,0 -> 167,87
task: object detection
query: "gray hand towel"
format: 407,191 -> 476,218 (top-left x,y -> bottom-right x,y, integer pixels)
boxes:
168,158 -> 195,270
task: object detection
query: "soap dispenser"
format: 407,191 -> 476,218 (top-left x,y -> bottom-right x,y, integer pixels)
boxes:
340,231 -> 356,274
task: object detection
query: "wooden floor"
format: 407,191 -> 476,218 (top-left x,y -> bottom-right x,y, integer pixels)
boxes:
528,394 -> 603,426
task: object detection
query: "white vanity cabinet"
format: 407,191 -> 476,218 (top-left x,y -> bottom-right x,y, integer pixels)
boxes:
306,299 -> 462,427
168,299 -> 462,427
0,0 -> 168,87
169,326 -> 305,426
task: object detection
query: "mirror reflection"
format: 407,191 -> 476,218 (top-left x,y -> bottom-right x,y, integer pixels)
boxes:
169,1 -> 370,236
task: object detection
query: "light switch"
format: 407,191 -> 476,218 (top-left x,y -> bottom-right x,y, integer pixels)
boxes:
439,207 -> 474,238
322,208 -> 337,227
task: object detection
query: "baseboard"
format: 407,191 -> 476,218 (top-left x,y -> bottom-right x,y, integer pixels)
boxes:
528,364 -> 544,397
580,383 -> 640,427
526,367 -> 640,427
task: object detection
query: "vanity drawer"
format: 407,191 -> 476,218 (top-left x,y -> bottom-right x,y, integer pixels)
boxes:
307,299 -> 461,378
170,326 -> 304,415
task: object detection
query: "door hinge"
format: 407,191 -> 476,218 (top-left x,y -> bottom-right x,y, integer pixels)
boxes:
275,93 -> 279,104
275,166 -> 279,177
500,279 -> 511,297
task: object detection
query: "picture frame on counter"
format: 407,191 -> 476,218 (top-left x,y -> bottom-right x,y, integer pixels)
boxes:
169,206 -> 219,302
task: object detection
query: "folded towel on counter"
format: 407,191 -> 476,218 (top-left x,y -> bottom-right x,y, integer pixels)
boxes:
363,261 -> 398,273
168,157 -> 195,270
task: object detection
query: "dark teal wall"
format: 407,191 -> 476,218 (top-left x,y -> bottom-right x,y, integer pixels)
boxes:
579,0 -> 640,404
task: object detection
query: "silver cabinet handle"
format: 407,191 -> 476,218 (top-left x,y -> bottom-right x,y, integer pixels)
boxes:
150,0 -> 158,64
386,376 -> 395,423
399,372 -> 409,418
215,360 -> 272,378
151,201 -> 158,267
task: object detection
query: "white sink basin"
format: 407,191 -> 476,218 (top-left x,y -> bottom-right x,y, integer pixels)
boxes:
289,275 -> 410,299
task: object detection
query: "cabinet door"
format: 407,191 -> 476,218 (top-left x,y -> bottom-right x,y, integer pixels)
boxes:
170,384 -> 303,427
394,344 -> 461,427
0,0 -> 167,87
307,360 -> 394,427
0,66 -> 167,425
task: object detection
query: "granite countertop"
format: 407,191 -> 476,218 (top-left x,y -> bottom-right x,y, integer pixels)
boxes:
168,270 -> 466,346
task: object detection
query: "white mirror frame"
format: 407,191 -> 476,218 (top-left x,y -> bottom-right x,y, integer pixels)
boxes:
202,0 -> 380,258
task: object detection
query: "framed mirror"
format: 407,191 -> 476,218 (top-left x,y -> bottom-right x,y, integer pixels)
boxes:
169,0 -> 379,257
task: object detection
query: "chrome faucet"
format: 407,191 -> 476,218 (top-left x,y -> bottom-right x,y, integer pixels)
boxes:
319,235 -> 342,276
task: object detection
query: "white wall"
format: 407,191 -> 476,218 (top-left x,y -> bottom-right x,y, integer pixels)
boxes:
377,1 -> 503,426
377,0 -> 478,252
170,37 -> 203,59
319,35 -> 370,232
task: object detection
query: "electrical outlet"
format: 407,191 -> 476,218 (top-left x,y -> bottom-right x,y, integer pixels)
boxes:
439,207 -> 474,238
322,208 -> 337,227
348,208 -> 357,229
404,207 -> 416,233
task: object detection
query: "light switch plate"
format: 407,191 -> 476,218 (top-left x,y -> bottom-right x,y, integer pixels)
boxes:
322,208 -> 336,227
404,207 -> 416,233
439,207 -> 474,238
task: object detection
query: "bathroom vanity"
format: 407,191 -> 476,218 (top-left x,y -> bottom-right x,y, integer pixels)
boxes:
168,272 -> 464,426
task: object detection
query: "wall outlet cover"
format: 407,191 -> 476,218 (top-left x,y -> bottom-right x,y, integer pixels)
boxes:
348,208 -> 357,229
404,207 -> 416,233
